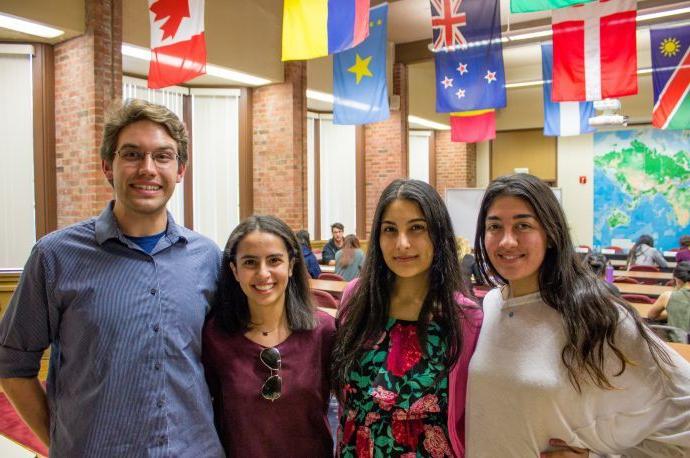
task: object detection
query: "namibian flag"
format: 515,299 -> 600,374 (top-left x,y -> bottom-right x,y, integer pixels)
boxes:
282,0 -> 370,61
651,25 -> 690,130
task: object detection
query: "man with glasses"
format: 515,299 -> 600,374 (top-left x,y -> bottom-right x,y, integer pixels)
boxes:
0,99 -> 224,457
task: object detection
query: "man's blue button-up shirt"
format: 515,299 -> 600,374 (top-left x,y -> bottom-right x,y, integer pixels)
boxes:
0,203 -> 225,457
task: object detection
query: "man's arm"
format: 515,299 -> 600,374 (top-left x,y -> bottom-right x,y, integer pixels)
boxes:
1,377 -> 50,447
321,242 -> 335,264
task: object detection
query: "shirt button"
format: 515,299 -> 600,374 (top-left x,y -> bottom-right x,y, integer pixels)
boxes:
508,311 -> 514,317
154,361 -> 161,370
157,399 -> 165,408
152,324 -> 160,332
150,288 -> 157,295
156,436 -> 165,446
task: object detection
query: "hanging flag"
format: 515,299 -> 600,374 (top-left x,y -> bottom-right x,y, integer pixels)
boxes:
148,0 -> 206,89
551,0 -> 637,101
541,43 -> 595,136
651,25 -> 690,130
450,109 -> 496,142
511,0 -> 595,14
333,3 -> 389,125
282,0 -> 370,61
429,0 -> 468,51
434,0 -> 506,112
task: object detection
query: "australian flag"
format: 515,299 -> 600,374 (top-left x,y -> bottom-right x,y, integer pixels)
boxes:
434,0 -> 506,112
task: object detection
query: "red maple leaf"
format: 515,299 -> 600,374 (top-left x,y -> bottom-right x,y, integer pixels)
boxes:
149,0 -> 190,40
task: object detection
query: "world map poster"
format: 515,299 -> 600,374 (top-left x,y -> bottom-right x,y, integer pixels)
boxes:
593,128 -> 690,251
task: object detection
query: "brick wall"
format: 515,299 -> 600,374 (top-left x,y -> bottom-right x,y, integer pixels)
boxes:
54,0 -> 122,228
363,63 -> 409,235
434,130 -> 477,198
252,61 -> 308,230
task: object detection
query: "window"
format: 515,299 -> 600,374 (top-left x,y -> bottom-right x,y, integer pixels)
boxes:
191,89 -> 241,248
0,45 -> 35,268
408,131 -> 431,183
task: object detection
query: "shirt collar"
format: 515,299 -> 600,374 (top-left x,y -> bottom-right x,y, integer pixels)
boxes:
95,201 -> 188,247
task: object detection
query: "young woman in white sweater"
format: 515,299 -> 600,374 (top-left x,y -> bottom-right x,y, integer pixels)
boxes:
466,173 -> 690,457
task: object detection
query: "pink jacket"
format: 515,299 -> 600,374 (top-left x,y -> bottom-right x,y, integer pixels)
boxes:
339,280 -> 483,457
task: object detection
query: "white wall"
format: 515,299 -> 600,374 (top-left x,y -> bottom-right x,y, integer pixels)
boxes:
557,134 -> 594,246
476,141 -> 491,188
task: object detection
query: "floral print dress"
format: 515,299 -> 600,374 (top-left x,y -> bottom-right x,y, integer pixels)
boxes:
338,318 -> 454,458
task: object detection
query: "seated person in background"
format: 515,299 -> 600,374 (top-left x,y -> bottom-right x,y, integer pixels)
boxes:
322,222 -> 345,265
676,235 -> 690,263
648,261 -> 690,342
583,252 -> 621,297
296,229 -> 321,279
626,234 -> 668,269
335,234 -> 364,281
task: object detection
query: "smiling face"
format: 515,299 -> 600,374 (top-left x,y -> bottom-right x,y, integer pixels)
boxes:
230,230 -> 293,311
484,195 -> 548,296
102,120 -> 185,231
379,198 -> 434,281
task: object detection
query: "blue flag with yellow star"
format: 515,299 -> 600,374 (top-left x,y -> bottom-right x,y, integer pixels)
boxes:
333,3 -> 389,125
434,0 -> 506,112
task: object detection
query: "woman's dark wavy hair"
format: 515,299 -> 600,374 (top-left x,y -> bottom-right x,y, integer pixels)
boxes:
474,174 -> 670,391
212,215 -> 317,334
331,179 -> 471,399
674,261 -> 690,283
626,234 -> 655,268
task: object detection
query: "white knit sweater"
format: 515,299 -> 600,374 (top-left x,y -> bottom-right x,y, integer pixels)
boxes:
466,288 -> 690,457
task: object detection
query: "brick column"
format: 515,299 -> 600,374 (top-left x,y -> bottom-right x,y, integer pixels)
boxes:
54,0 -> 122,228
433,131 -> 477,197
363,63 -> 409,236
251,62 -> 308,230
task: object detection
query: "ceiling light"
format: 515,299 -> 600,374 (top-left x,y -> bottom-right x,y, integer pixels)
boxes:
408,115 -> 450,130
0,13 -> 63,38
121,43 -> 271,86
637,6 -> 690,22
306,89 -> 334,103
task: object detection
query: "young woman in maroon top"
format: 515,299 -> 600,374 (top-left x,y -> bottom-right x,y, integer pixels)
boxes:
203,215 -> 335,457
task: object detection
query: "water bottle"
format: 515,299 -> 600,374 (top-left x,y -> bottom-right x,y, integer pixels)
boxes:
605,263 -> 614,283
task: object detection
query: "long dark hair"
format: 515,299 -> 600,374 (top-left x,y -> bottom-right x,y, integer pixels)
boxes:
213,215 -> 317,334
474,174 -> 670,391
331,179 -> 470,398
626,234 -> 655,268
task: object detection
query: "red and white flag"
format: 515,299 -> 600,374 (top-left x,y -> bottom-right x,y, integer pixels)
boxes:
148,0 -> 206,89
552,0 -> 637,101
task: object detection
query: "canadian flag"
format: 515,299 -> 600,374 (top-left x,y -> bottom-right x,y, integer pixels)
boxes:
148,0 -> 206,89
551,0 -> 637,101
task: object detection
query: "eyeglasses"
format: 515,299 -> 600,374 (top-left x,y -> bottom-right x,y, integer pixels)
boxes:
260,347 -> 282,401
116,149 -> 179,167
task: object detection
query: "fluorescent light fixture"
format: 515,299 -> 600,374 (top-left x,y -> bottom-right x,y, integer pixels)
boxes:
505,80 -> 544,88
306,89 -> 334,103
408,115 -> 450,130
121,43 -> 271,86
0,13 -> 63,38
638,6 -> 690,22
507,29 -> 552,41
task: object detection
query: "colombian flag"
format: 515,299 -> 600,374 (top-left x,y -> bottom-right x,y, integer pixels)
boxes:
282,0 -> 370,61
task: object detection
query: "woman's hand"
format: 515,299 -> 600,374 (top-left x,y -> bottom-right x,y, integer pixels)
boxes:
540,439 -> 590,457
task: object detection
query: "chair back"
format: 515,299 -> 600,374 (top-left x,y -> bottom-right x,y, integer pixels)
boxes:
613,277 -> 639,284
621,293 -> 655,304
311,289 -> 339,309
648,324 -> 690,344
604,246 -> 623,253
629,265 -> 660,272
318,272 -> 345,282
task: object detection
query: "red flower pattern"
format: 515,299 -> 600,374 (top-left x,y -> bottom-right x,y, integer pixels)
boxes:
355,427 -> 373,458
370,385 -> 398,411
386,323 -> 423,377
423,425 -> 453,458
392,416 -> 426,450
364,412 -> 380,426
410,394 -> 441,415
342,410 -> 356,444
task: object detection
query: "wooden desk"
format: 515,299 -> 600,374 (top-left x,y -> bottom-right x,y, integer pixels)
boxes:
669,342 -> 690,363
318,306 -> 337,317
309,279 -> 347,295
629,301 -> 654,317
614,270 -> 673,281
616,283 -> 673,298
610,259 -> 676,270
320,265 -> 336,273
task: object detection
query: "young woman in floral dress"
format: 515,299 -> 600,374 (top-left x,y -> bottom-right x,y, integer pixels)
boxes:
331,179 -> 482,457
